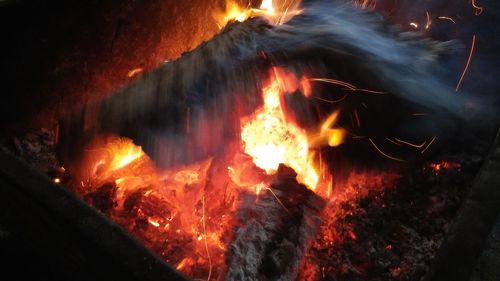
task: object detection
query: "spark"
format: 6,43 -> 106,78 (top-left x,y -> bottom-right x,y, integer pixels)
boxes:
313,95 -> 348,103
309,78 -> 386,94
202,196 -> 212,281
354,110 -> 361,128
127,68 -> 143,78
421,136 -> 436,154
438,16 -> 456,24
471,0 -> 484,16
394,138 -> 427,148
410,22 -> 419,29
412,112 -> 429,116
425,11 -> 432,29
456,34 -> 476,92
368,138 -> 406,162
53,178 -> 61,183
266,187 -> 290,214
385,137 -> 401,146
309,78 -> 356,90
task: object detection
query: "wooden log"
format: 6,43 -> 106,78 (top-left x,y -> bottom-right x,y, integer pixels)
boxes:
223,165 -> 325,281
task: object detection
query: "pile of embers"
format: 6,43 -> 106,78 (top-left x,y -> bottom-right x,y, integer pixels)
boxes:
2,128 -> 484,281
301,159 -> 482,280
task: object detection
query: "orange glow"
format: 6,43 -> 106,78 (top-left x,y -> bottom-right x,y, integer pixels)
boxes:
214,0 -> 252,28
73,67 -> 350,279
106,139 -> 144,171
80,137 -> 146,188
215,0 -> 302,28
241,67 -> 320,189
309,111 -> 345,148
456,34 -> 476,92
429,161 -> 461,173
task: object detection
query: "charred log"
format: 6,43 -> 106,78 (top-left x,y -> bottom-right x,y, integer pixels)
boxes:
223,165 -> 325,281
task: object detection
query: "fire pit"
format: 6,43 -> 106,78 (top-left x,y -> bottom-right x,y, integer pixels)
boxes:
1,1 -> 499,281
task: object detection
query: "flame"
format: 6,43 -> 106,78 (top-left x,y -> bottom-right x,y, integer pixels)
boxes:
241,67 -> 321,190
215,0 -> 302,28
106,139 -> 144,171
75,68 -> 347,279
309,111 -> 345,148
259,0 -> 274,13
214,0 -> 252,28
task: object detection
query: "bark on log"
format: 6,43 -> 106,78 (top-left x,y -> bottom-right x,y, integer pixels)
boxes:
223,165 -> 325,281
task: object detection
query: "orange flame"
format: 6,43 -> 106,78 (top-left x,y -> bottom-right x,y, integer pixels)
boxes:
309,111 -> 345,148
215,0 -> 302,28
214,0 -> 252,28
240,67 -> 341,191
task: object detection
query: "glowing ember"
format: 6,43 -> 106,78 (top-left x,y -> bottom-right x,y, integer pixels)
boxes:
429,161 -> 461,173
74,67 -> 344,278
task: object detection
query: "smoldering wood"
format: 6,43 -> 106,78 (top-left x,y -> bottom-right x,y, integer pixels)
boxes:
59,1 -> 464,169
223,165 -> 325,281
0,148 -> 190,281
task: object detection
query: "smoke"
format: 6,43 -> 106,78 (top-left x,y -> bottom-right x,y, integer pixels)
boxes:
60,0 -> 495,169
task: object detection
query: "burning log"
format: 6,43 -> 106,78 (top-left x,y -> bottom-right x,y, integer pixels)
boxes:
223,165 -> 325,281
59,1 -> 464,169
